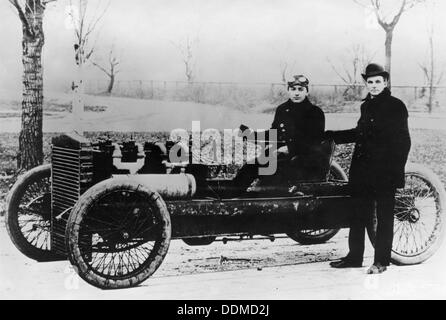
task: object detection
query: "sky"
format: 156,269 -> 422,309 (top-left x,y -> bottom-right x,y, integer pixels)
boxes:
0,0 -> 445,93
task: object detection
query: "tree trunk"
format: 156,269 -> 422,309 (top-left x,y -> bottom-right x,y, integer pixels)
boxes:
17,4 -> 45,171
107,74 -> 115,94
428,34 -> 434,113
384,29 -> 393,89
72,63 -> 84,134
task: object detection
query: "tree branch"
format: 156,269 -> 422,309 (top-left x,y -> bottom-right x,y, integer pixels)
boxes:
9,0 -> 33,38
389,0 -> 407,27
84,0 -> 110,39
353,0 -> 367,7
418,62 -> 430,82
91,61 -> 111,77
42,0 -> 58,6
403,0 -> 425,12
437,70 -> 444,85
85,47 -> 94,60
366,0 -> 423,31
370,0 -> 390,30
327,57 -> 350,84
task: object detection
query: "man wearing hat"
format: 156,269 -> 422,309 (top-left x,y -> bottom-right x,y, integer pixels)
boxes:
233,74 -> 325,193
326,63 -> 411,274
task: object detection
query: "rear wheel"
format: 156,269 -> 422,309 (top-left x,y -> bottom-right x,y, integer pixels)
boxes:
367,163 -> 446,265
287,161 -> 346,244
5,164 -> 60,261
66,179 -> 171,289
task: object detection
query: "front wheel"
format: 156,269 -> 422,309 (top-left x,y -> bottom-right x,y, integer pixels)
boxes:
367,163 -> 446,265
66,178 -> 171,289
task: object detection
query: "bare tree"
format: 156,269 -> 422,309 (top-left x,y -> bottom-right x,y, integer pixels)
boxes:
91,44 -> 121,94
354,0 -> 425,87
9,0 -> 56,170
67,0 -> 109,132
279,61 -> 288,84
328,43 -> 375,99
418,1 -> 444,113
173,36 -> 199,83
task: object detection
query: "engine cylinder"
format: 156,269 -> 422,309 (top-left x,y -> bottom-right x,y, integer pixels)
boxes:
112,173 -> 196,199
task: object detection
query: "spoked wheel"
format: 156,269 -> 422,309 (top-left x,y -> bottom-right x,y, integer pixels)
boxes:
287,161 -> 346,244
367,163 -> 446,265
66,179 -> 171,289
6,164 -> 60,261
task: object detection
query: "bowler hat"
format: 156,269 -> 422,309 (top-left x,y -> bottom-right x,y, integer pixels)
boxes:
361,63 -> 389,80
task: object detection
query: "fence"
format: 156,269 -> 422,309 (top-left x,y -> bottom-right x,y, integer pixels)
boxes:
84,79 -> 446,113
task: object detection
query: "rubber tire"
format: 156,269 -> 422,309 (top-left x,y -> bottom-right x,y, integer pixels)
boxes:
66,178 -> 171,289
5,164 -> 60,261
287,161 -> 346,244
366,162 -> 446,265
328,160 -> 348,182
287,228 -> 341,245
182,236 -> 216,246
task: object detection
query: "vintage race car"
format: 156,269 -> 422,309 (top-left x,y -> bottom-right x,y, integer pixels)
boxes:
5,132 -> 446,289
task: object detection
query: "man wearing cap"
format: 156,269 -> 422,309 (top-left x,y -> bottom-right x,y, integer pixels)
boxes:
326,63 -> 411,274
234,74 -> 325,193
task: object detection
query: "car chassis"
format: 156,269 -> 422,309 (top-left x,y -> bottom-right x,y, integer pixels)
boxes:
5,132 -> 446,289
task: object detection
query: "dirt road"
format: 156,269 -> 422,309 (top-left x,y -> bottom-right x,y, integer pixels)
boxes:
0,95 -> 445,133
1,220 -> 446,300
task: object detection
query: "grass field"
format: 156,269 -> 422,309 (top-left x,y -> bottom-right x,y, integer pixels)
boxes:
0,128 -> 445,216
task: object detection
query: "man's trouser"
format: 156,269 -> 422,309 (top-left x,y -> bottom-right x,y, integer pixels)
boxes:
347,187 -> 397,266
232,154 -> 292,193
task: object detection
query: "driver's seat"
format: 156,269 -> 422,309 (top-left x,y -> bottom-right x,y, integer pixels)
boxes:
283,139 -> 336,183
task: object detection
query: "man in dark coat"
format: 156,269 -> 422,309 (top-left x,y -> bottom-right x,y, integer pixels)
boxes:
326,63 -> 411,274
234,75 -> 325,192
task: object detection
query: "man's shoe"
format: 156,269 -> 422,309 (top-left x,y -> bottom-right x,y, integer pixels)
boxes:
366,263 -> 387,274
330,258 -> 362,268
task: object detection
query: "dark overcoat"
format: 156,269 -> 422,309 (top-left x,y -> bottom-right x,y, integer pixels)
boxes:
268,98 -> 325,158
330,88 -> 411,190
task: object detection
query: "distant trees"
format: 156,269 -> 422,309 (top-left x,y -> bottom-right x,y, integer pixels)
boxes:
279,61 -> 289,84
66,0 -> 109,132
279,60 -> 297,84
327,43 -> 375,99
9,0 -> 56,170
173,36 -> 199,83
91,44 -> 121,94
418,1 -> 444,113
354,0 -> 425,87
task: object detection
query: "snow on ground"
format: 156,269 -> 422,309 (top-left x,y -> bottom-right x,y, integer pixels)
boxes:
0,93 -> 269,133
1,93 -> 445,133
1,221 -> 446,299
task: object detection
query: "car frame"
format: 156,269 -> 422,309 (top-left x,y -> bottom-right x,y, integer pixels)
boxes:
5,132 -> 446,289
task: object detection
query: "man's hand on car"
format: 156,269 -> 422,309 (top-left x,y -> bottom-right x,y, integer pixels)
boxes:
238,124 -> 253,138
239,124 -> 249,132
276,146 -> 289,155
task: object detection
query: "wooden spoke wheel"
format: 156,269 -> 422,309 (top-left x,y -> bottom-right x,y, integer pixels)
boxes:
367,163 -> 446,265
6,164 -> 60,261
66,179 -> 171,289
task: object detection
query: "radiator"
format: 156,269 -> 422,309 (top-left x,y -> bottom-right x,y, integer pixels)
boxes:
51,133 -> 93,256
